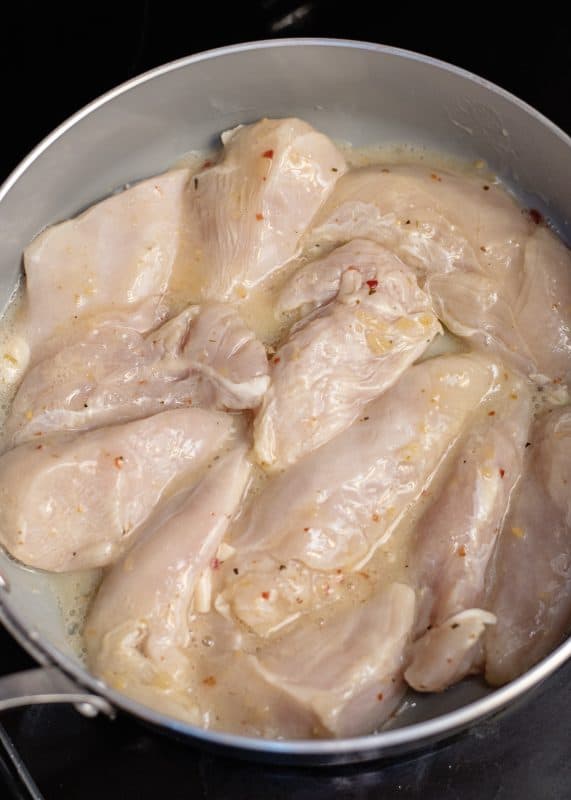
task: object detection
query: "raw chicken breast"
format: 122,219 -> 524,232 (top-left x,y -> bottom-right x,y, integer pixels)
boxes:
6,303 -> 269,446
190,118 -> 346,299
306,164 -> 529,279
405,609 -> 496,693
307,165 -> 571,383
412,373 -> 532,627
254,244 -> 441,470
276,238 -> 386,314
217,554 -> 371,638
234,354 -> 498,571
22,169 -> 192,363
486,407 -> 571,685
251,583 -> 415,737
86,447 -> 251,689
429,228 -> 571,383
512,228 -> 571,384
0,408 -> 235,571
405,373 -> 532,691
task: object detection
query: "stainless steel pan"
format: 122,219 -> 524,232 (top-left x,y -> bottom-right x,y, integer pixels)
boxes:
1,38 -> 570,766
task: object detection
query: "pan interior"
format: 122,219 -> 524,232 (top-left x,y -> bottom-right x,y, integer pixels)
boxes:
0,39 -> 569,746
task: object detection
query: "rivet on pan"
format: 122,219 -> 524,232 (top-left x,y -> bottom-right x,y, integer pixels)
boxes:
0,572 -> 9,592
74,702 -> 100,718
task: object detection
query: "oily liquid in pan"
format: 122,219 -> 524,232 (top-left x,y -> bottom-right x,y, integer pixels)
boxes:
0,141 -> 563,737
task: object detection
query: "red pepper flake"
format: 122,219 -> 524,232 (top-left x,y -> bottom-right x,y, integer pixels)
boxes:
202,675 -> 217,687
377,692 -> 384,701
261,591 -> 270,600
202,160 -> 213,169
303,527 -> 310,532
255,213 -> 264,221
273,356 -> 281,364
210,558 -> 221,570
35,444 -> 43,450
431,173 -> 442,182
528,208 -> 543,225
366,279 -> 379,292
114,456 -> 124,469
488,410 -> 496,416
499,468 -> 505,478
457,545 -> 467,557
262,149 -> 274,159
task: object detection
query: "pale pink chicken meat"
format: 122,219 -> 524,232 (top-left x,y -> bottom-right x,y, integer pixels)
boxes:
254,242 -> 441,470
307,164 -> 571,383
306,164 -> 529,278
0,408 -> 235,571
405,609 -> 497,693
251,583 -> 415,737
405,373 -> 532,692
190,118 -> 346,299
86,447 -> 251,690
428,228 -> 571,384
486,407 -> 571,685
234,354 -> 498,572
7,115 -> 571,736
6,303 -> 269,446
276,238 -> 385,315
22,169 -> 193,364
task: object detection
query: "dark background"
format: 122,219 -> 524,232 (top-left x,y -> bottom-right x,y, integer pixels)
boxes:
1,2 -> 571,797
1,1 -> 570,182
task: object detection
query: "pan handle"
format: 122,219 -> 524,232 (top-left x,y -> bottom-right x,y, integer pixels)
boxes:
0,666 -> 115,718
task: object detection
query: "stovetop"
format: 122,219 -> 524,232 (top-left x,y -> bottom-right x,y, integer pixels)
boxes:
1,4 -> 571,798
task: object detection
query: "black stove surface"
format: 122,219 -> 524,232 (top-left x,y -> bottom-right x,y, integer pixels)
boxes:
1,4 -> 571,797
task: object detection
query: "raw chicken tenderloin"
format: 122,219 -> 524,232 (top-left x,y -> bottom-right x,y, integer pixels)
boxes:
428,228 -> 571,384
405,373 -> 532,692
233,354 -> 498,571
22,169 -> 193,364
86,447 -> 251,690
307,165 -> 571,383
250,583 -> 415,737
0,408 -> 235,571
486,407 -> 571,685
254,243 -> 441,470
190,118 -> 346,299
6,303 -> 269,446
276,238 -> 387,315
